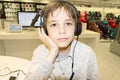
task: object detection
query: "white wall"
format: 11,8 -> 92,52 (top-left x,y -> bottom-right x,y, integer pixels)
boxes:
103,8 -> 120,17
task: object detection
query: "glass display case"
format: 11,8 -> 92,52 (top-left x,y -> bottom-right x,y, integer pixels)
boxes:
110,23 -> 120,55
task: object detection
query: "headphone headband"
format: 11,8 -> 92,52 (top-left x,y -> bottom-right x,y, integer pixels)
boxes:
40,1 -> 82,36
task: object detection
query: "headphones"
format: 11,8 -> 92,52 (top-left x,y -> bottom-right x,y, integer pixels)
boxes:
39,1 -> 82,36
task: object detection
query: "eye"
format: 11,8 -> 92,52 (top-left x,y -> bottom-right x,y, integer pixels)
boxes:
50,23 -> 57,27
66,22 -> 72,26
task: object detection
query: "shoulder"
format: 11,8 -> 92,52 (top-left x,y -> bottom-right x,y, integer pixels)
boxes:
72,39 -> 96,59
72,39 -> 92,52
72,40 -> 97,66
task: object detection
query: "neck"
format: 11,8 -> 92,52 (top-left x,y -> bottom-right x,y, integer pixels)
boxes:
59,43 -> 71,54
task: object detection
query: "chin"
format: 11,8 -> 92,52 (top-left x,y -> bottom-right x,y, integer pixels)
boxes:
57,42 -> 71,48
56,37 -> 74,48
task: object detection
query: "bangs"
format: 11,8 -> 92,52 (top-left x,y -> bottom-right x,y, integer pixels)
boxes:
43,1 -> 78,25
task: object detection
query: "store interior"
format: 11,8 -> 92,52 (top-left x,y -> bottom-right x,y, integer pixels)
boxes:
0,0 -> 120,80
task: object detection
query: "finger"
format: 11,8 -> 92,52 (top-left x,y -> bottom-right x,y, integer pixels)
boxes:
38,28 -> 45,40
38,28 -> 41,34
38,28 -> 42,37
41,28 -> 51,43
41,28 -> 47,37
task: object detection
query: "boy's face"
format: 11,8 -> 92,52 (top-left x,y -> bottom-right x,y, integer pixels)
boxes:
46,7 -> 75,48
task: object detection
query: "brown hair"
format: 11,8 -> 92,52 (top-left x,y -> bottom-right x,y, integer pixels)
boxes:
43,1 -> 78,27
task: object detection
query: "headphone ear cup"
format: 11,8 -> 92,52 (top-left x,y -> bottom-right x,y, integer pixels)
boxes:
74,11 -> 82,36
43,25 -> 48,35
39,9 -> 48,35
74,21 -> 82,36
41,21 -> 48,35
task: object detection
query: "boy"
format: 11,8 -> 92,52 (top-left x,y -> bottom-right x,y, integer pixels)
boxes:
25,1 -> 99,80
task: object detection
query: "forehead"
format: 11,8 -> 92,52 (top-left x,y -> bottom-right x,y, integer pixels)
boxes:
48,7 -> 73,19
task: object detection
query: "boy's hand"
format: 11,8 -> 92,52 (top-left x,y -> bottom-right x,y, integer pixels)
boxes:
38,28 -> 59,63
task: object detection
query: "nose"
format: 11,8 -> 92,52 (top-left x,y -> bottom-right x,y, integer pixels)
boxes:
59,25 -> 65,34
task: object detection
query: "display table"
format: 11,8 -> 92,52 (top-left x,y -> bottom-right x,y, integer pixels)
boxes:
0,29 -> 100,40
0,56 -> 30,80
0,29 -> 100,59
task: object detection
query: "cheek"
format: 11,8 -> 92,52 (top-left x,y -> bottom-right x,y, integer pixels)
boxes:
66,27 -> 75,36
47,29 -> 58,39
70,29 -> 75,34
47,26 -> 56,34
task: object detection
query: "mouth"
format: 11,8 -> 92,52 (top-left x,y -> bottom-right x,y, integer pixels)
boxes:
57,38 -> 68,42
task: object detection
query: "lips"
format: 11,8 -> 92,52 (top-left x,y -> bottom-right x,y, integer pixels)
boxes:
57,38 -> 68,42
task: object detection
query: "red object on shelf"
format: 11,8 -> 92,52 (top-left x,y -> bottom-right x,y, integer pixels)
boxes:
111,23 -> 118,28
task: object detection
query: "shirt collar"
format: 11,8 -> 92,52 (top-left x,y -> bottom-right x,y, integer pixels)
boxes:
56,39 -> 77,61
69,39 -> 78,57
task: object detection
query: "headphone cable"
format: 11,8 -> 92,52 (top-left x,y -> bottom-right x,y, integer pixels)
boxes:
69,36 -> 79,80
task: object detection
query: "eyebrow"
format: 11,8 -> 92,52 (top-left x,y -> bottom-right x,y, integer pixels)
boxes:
66,19 -> 73,21
48,19 -> 73,23
47,20 -> 57,24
